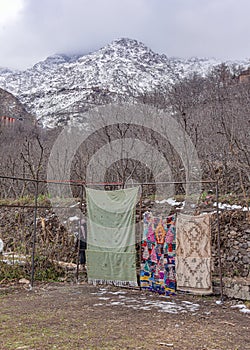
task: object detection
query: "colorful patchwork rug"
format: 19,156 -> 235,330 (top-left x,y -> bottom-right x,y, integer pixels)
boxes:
176,213 -> 212,295
140,212 -> 176,296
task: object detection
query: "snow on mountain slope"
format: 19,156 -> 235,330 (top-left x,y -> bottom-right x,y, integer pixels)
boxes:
0,38 -> 244,128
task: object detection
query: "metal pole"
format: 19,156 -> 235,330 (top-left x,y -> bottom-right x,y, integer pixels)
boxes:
76,220 -> 81,281
30,180 -> 39,288
79,184 -> 84,212
138,185 -> 143,290
216,180 -> 224,302
76,185 -> 85,282
76,185 -> 84,281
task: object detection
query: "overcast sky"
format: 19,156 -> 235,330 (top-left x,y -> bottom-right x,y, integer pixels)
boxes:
0,0 -> 250,70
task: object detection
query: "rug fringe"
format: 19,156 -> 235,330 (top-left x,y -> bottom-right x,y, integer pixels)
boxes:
88,278 -> 138,287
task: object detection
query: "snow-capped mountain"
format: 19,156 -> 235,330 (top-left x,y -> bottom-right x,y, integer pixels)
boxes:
0,38 -> 248,128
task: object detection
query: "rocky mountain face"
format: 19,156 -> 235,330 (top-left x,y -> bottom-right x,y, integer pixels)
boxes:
0,38 -> 249,128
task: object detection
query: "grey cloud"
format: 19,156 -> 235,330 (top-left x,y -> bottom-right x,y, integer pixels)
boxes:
0,0 -> 250,69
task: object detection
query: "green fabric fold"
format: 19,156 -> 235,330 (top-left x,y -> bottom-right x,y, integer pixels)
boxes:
86,187 -> 139,284
86,250 -> 137,282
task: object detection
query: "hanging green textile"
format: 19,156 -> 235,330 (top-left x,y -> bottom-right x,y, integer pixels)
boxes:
86,186 -> 139,286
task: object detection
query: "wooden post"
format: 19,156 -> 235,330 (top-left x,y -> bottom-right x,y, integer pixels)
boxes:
30,180 -> 39,288
216,180 -> 224,302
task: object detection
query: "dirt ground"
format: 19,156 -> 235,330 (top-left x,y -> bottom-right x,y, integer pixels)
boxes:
0,281 -> 249,350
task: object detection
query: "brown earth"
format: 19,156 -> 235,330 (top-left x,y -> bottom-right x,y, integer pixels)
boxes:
0,282 -> 249,350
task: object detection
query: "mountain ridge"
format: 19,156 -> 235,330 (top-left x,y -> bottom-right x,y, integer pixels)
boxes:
0,38 -> 249,128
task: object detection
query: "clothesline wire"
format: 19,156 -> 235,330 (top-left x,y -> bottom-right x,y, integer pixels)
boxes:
0,174 -> 217,185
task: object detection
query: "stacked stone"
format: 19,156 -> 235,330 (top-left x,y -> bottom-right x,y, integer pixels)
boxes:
211,211 -> 250,279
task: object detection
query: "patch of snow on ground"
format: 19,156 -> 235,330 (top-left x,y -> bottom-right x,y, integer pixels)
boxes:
91,290 -> 107,296
68,216 -> 80,221
231,304 -> 246,309
96,288 -> 200,314
154,199 -> 250,212
110,301 -> 124,305
70,202 -> 80,208
240,308 -> 250,314
231,304 -> 250,314
213,202 -> 250,211
155,198 -> 183,206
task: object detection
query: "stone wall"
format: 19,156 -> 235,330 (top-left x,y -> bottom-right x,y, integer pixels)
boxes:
211,211 -> 250,279
223,277 -> 250,301
211,210 -> 250,300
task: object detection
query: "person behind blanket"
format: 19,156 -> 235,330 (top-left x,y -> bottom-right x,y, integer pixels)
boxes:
75,218 -> 87,267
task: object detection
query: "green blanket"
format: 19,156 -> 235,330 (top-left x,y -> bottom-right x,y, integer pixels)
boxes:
86,187 -> 139,285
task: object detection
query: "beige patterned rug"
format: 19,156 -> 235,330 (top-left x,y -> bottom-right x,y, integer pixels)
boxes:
176,213 -> 212,295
